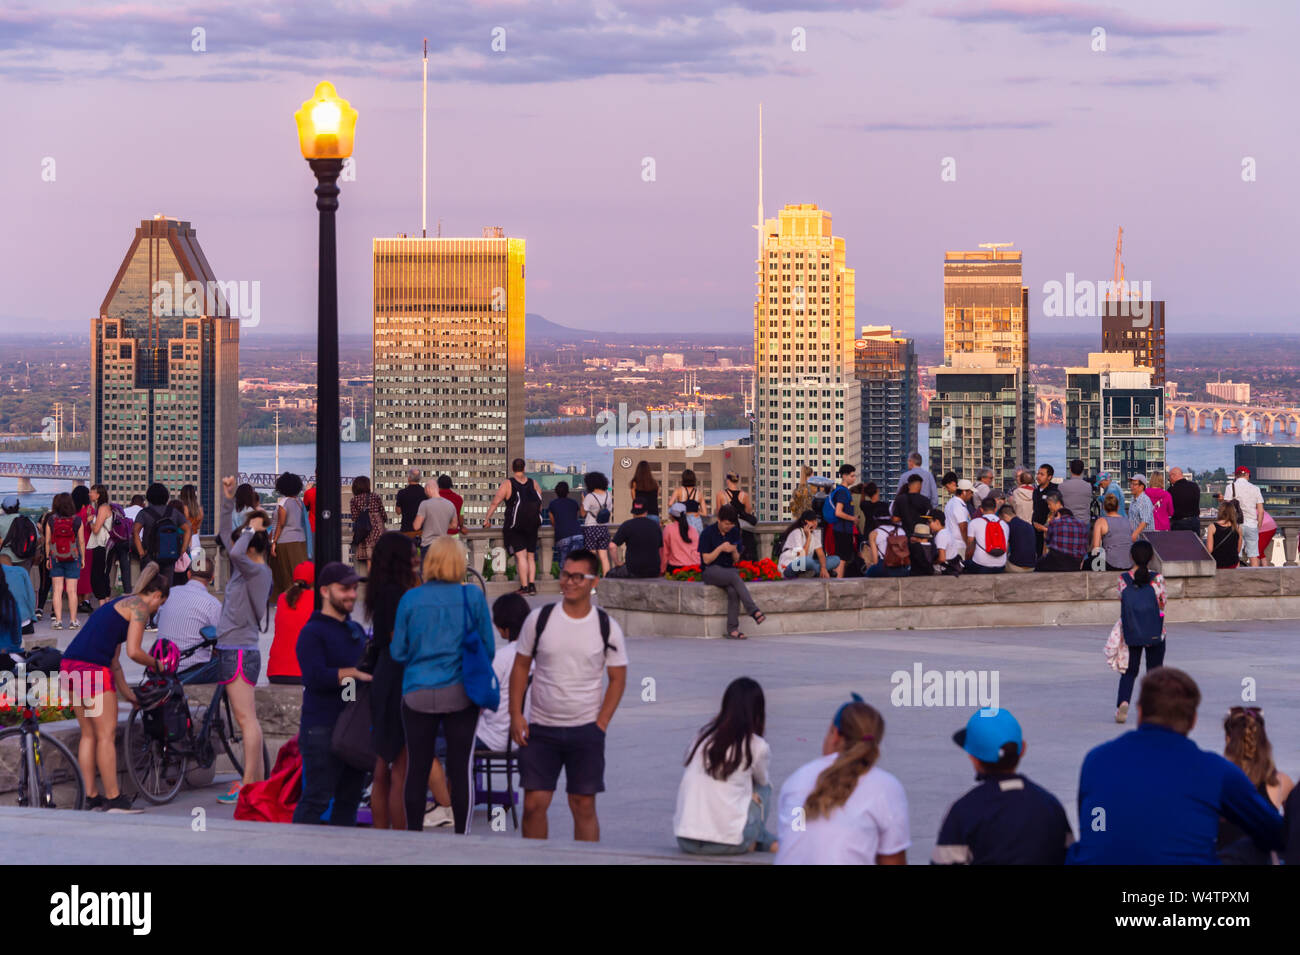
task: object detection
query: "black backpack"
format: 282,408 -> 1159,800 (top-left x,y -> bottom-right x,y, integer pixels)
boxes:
145,508 -> 184,565
351,502 -> 372,547
533,602 -> 614,657
3,515 -> 38,562
507,481 -> 542,534
139,675 -> 192,746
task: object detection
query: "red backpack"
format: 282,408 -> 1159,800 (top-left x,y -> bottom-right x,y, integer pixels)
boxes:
977,516 -> 1007,558
50,515 -> 78,561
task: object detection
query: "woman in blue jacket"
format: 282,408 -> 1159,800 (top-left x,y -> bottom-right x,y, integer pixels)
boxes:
391,535 -> 495,834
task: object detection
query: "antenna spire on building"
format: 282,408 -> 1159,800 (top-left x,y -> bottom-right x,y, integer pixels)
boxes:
422,38 -> 429,238
754,103 -> 764,259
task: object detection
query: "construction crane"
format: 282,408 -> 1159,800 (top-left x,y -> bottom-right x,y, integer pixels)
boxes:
1107,226 -> 1125,300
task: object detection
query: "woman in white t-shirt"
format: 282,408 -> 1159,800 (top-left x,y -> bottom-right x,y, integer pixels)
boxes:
674,677 -> 776,855
778,510 -> 841,579
775,696 -> 910,865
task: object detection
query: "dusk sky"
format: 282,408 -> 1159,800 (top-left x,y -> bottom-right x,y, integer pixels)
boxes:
2,0 -> 1296,339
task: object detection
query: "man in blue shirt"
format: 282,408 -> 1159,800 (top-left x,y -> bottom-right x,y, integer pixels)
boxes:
828,464 -> 857,576
1068,667 -> 1283,864
896,452 -> 939,508
933,708 -> 1073,865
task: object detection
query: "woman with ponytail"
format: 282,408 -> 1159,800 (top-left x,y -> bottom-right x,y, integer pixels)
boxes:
1218,707 -> 1293,864
775,695 -> 909,865
1114,540 -> 1168,724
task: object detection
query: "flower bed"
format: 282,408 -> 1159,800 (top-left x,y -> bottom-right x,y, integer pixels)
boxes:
0,704 -> 76,727
665,560 -> 781,583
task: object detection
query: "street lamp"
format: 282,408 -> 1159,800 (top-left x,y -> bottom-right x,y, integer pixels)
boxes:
295,81 -> 357,587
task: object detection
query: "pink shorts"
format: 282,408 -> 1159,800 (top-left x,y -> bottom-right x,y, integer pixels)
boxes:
59,658 -> 113,703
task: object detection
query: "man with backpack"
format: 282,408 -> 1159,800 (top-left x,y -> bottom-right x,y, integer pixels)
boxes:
509,549 -> 628,841
965,496 -> 1009,574
485,458 -> 543,596
1222,466 -> 1265,567
0,495 -> 39,574
824,464 -> 857,578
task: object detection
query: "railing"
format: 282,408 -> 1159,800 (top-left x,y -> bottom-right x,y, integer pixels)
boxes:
197,514 -> 1300,592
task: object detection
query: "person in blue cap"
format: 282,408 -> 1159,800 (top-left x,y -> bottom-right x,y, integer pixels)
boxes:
932,707 -> 1072,865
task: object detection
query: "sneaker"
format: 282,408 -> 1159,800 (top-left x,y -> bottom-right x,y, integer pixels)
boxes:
216,782 -> 242,805
51,620 -> 63,631
424,804 -> 454,828
1115,701 -> 1129,724
83,794 -> 106,811
33,609 -> 42,621
527,583 -> 537,596
68,619 -> 79,629
102,794 -> 142,813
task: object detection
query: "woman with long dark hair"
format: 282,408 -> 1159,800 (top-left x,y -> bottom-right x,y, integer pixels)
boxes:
270,472 -> 309,599
668,469 -> 707,534
348,475 -> 387,577
1218,707 -> 1293,864
179,484 -> 204,565
267,560 -> 313,685
1207,501 -> 1242,569
674,677 -> 776,855
1114,540 -> 1168,723
365,531 -> 422,829
83,484 -> 113,607
776,697 -> 909,865
629,461 -> 660,521
233,484 -> 260,531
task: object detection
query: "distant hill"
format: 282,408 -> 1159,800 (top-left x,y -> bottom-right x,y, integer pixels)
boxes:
526,314 -> 750,347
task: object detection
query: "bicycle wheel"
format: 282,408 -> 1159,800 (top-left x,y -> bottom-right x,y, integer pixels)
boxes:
124,706 -> 187,805
215,690 -> 270,780
0,726 -> 85,810
465,567 -> 486,596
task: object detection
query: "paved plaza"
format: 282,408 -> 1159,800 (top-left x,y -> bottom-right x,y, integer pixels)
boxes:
4,611 -> 1297,863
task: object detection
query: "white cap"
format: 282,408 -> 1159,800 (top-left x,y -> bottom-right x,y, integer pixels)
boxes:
956,479 -> 975,492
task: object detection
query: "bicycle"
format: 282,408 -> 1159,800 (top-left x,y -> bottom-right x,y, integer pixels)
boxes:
465,566 -> 486,595
0,672 -> 85,811
123,635 -> 270,805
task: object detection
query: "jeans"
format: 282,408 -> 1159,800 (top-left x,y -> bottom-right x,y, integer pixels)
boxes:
1117,640 -> 1167,706
1170,518 -> 1200,535
553,534 -> 584,570
701,564 -> 759,633
292,724 -> 365,826
782,554 -> 841,578
402,702 -> 480,834
677,782 -> 776,855
964,562 -> 1005,574
865,559 -> 909,578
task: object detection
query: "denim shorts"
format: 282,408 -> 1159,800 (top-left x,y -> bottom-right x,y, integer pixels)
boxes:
517,722 -> 606,795
216,647 -> 261,686
1241,525 -> 1260,559
50,558 -> 80,578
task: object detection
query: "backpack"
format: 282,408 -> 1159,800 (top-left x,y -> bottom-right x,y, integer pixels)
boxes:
882,527 -> 911,568
976,516 -> 1007,558
508,481 -> 542,534
146,509 -> 184,565
351,499 -> 372,547
50,515 -> 77,561
139,675 -> 192,746
592,491 -> 611,526
3,514 -> 39,561
1119,573 -> 1163,646
533,602 -> 614,657
108,503 -> 132,544
823,486 -> 847,525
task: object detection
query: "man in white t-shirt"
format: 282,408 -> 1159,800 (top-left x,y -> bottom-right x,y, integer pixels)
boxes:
775,694 -> 910,865
510,549 -> 628,841
964,495 -> 1009,573
1222,466 -> 1265,566
944,478 -> 974,551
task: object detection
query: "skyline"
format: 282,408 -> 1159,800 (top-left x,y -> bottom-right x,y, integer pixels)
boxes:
3,0 -> 1297,339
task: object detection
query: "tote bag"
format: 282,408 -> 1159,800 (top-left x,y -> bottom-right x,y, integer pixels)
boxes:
460,587 -> 500,711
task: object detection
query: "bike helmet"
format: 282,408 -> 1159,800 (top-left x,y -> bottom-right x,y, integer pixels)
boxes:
150,638 -> 180,675
134,677 -> 173,711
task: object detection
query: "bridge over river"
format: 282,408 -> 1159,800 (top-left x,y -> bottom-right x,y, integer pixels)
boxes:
0,462 -> 352,494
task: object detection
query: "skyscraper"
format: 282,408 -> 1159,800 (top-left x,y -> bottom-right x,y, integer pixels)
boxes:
854,325 -> 918,492
371,228 -> 525,520
1066,353 -> 1165,480
935,246 -> 1034,483
1101,299 -> 1165,386
90,216 -> 239,534
753,203 -> 861,520
929,353 -> 1031,488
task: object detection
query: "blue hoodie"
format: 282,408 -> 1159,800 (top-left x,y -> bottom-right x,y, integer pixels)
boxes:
390,582 -> 494,696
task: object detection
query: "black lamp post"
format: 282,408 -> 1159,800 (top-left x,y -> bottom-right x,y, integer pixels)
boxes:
295,82 -> 357,594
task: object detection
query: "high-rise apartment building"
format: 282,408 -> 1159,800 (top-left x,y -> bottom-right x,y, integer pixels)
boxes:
929,353 -> 1030,489
1207,380 -> 1251,404
1101,299 -> 1165,386
371,229 -> 525,520
90,216 -> 239,534
937,247 -> 1034,481
1066,353 -> 1165,481
854,325 -> 918,493
753,204 -> 861,520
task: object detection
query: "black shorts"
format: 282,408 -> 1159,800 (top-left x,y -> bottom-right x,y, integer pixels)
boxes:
517,722 -> 606,795
503,527 -> 539,556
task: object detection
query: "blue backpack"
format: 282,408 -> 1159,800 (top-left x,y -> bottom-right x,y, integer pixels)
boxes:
1120,573 -> 1163,647
823,486 -> 847,525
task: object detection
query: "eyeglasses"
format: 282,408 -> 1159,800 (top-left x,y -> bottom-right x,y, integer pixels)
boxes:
560,572 -> 597,583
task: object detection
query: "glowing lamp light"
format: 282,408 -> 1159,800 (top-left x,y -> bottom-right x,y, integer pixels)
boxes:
294,81 -> 358,160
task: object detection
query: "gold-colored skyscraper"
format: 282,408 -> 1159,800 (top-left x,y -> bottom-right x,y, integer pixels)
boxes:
371,228 -> 525,518
753,203 -> 861,521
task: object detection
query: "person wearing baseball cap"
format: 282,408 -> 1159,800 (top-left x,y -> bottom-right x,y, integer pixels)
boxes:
1128,473 -> 1154,541
776,694 -> 910,865
611,498 -> 662,578
932,708 -> 1072,865
1096,471 -> 1127,518
292,560 -> 371,826
1223,465 -> 1265,566
943,476 -> 973,552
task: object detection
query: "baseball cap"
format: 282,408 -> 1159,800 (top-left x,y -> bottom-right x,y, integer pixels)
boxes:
1,495 -> 18,510
667,501 -> 686,518
1129,473 -> 1148,486
1235,466 -> 1251,476
912,522 -> 932,537
953,708 -> 1023,764
1096,471 -> 1111,482
956,479 -> 975,492
317,561 -> 361,588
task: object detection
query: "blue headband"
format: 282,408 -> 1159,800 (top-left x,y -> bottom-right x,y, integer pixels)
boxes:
833,692 -> 865,730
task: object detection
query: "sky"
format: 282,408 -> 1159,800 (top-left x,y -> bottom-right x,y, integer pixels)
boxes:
1,0 -> 1296,340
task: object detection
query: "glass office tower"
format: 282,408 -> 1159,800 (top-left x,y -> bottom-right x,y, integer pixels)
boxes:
855,325 -> 918,492
371,229 -> 526,519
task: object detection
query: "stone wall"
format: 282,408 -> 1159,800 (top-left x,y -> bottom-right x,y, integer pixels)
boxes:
596,568 -> 1300,638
